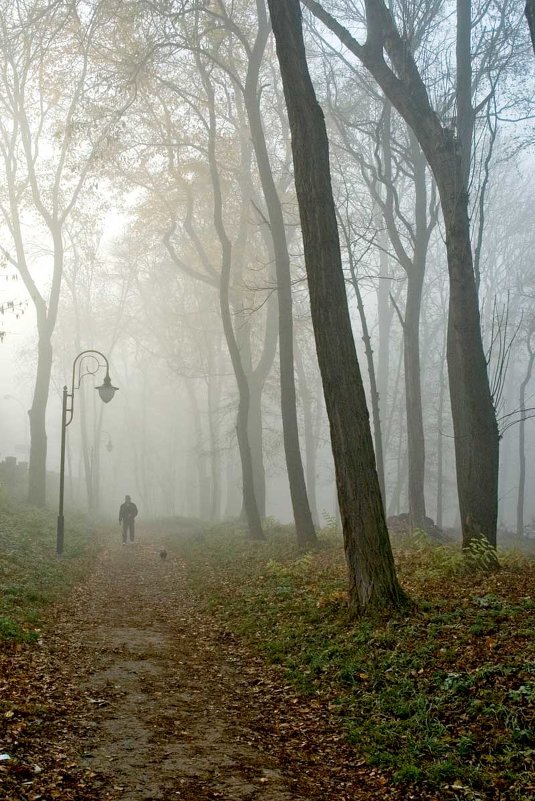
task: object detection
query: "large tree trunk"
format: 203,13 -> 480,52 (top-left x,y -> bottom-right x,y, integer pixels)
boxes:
439,173 -> 499,548
245,1 -> 316,546
268,0 -> 408,615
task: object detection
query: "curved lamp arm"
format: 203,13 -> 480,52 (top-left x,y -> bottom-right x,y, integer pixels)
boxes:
65,350 -> 118,426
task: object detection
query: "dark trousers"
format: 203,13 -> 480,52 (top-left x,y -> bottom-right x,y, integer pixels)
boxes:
122,519 -> 135,543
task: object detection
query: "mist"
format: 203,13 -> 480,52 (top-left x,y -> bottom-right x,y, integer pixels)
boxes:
1,2 -> 535,799
0,0 -> 533,547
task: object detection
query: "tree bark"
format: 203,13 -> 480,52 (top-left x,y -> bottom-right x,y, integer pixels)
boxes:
267,0 -> 408,615
441,176 -> 499,548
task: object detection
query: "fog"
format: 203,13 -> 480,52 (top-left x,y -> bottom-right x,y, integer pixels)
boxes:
1,0 -> 534,546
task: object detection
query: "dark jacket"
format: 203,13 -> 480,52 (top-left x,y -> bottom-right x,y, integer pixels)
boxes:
119,501 -> 138,524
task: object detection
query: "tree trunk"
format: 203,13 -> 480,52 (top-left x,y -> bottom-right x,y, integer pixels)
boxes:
268,0 -> 408,615
247,379 -> 266,519
385,326 -> 405,515
376,228 -> 393,457
28,329 -> 52,507
439,173 -> 499,549
245,2 -> 316,546
295,338 -> 321,527
436,323 -> 447,530
233,149 -> 269,523
207,358 -> 221,521
404,269 -> 426,529
200,60 -> 264,540
378,114 -> 429,530
224,445 -> 242,519
346,251 -> 386,502
516,349 -> 535,537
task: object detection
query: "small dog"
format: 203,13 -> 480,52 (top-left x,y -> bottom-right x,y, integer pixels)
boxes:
159,548 -> 167,560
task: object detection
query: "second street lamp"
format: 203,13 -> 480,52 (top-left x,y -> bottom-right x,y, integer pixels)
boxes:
57,350 -> 118,555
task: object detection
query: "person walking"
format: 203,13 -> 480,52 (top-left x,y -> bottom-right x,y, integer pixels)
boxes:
119,495 -> 138,544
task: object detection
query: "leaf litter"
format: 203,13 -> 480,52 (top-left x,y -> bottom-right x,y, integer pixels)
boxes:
0,537 -> 389,800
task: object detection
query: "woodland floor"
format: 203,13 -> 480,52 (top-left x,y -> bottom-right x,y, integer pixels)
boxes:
1,533 -> 396,801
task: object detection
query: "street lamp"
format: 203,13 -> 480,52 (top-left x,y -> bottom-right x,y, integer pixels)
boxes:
57,350 -> 118,555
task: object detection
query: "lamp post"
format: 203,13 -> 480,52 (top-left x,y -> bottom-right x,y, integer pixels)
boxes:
57,350 -> 118,555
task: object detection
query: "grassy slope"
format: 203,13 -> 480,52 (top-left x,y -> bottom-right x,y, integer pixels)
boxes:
0,491 -> 98,642
168,523 -> 535,800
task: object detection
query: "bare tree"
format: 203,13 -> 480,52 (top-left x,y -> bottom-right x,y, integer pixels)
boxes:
0,1 -> 130,505
267,0 -> 408,615
303,0 -> 503,551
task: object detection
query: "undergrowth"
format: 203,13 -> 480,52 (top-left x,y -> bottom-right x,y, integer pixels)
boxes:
168,523 -> 535,800
0,489 -> 98,642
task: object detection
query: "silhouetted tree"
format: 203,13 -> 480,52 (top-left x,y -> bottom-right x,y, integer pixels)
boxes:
267,0 -> 408,615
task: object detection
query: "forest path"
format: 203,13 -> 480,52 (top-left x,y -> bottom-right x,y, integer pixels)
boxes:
4,532 -> 381,801
68,537 -> 303,801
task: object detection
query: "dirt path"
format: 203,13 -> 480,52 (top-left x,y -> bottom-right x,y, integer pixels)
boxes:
2,535 -> 388,801
73,540 -> 311,801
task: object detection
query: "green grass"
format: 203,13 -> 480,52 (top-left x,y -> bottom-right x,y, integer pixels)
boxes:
0,489 -> 98,642
167,523 -> 535,799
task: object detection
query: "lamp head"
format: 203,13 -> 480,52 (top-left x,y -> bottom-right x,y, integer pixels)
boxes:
96,372 -> 118,404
